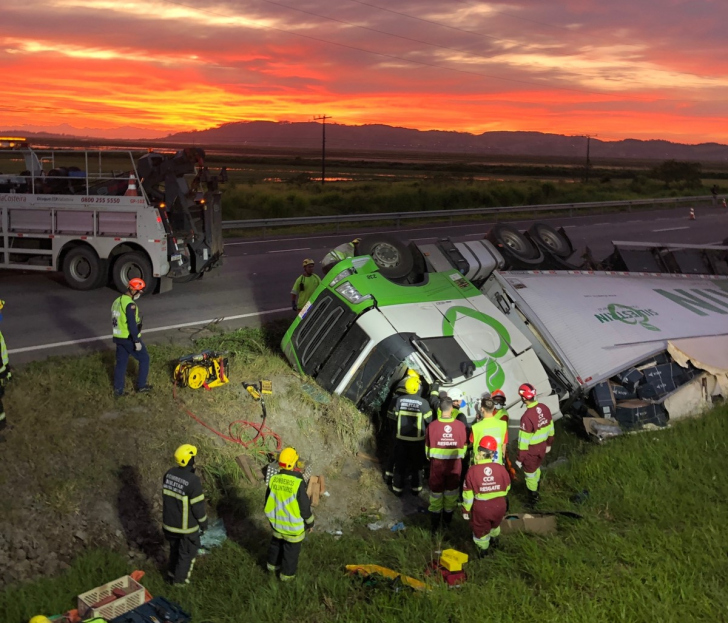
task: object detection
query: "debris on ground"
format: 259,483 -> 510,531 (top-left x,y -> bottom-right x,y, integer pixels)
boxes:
346,564 -> 429,592
199,518 -> 228,554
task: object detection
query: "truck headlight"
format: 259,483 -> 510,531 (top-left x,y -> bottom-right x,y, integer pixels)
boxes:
329,268 -> 354,287
335,282 -> 372,304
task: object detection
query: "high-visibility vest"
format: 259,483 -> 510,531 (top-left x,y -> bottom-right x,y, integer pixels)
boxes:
111,294 -> 141,339
471,417 -> 507,465
265,473 -> 307,542
0,331 -> 7,372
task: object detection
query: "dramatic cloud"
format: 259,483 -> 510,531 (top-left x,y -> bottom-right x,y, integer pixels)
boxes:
1,0 -> 726,142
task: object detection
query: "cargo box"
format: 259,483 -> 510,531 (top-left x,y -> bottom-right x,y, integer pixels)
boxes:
614,399 -> 668,429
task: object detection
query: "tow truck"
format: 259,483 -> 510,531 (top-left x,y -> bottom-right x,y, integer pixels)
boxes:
0,137 -> 225,292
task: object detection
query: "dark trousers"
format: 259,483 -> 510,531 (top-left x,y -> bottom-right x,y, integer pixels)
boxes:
383,419 -> 396,479
166,533 -> 199,584
392,439 -> 425,494
113,339 -> 149,395
267,534 -> 303,579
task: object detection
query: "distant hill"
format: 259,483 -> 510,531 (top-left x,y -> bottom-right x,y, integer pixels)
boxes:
166,121 -> 728,162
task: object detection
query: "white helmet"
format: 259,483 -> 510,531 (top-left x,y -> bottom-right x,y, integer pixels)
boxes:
447,387 -> 466,410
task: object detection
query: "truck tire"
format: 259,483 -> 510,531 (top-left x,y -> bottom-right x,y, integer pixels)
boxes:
357,234 -> 414,280
486,224 -> 542,264
528,222 -> 573,259
112,252 -> 156,293
62,246 -> 107,291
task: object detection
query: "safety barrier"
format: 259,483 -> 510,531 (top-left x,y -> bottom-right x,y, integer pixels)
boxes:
221,194 -> 718,232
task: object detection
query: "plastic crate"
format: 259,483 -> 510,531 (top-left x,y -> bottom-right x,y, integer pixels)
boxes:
77,575 -> 145,620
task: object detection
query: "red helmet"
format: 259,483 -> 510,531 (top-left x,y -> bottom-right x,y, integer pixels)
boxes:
518,383 -> 537,401
128,278 -> 146,292
478,436 -> 498,452
491,389 -> 506,405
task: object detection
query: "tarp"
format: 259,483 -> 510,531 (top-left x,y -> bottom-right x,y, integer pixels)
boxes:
668,336 -> 728,396
498,272 -> 728,388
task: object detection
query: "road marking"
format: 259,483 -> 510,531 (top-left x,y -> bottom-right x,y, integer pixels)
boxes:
8,308 -> 291,355
267,247 -> 309,253
652,226 -> 690,232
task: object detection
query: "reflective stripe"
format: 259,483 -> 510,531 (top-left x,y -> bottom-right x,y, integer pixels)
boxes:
163,488 -> 197,534
473,487 -> 509,501
111,295 -> 141,338
428,448 -> 464,460
462,489 -> 474,510
443,489 -> 459,511
0,333 -> 7,368
471,417 -> 507,465
190,494 -> 205,505
428,492 -> 444,513
265,474 -> 306,537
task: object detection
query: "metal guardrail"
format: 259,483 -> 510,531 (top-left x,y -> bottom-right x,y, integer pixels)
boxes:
222,194 -> 719,231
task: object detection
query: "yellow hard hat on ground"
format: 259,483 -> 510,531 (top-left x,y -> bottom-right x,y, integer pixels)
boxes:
174,444 -> 197,467
404,375 -> 421,395
29,617 -> 52,623
279,447 -> 299,470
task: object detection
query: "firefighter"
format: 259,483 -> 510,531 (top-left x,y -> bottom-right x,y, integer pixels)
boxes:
265,447 -> 314,581
0,300 -> 11,443
470,394 -> 508,465
386,372 -> 432,494
163,444 -> 208,586
462,436 -> 511,557
321,238 -> 361,275
425,397 -> 467,533
111,278 -> 152,397
491,389 -> 509,422
291,258 -> 321,312
516,382 -> 554,506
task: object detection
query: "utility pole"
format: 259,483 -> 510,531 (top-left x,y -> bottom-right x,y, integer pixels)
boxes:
314,115 -> 331,184
583,134 -> 597,183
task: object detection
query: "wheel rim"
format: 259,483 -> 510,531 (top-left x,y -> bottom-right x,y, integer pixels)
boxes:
499,230 -> 531,255
538,229 -> 563,251
69,256 -> 92,282
370,242 -> 400,268
118,261 -> 144,287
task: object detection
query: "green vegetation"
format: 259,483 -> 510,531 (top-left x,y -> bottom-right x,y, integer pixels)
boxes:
1,320 -> 727,622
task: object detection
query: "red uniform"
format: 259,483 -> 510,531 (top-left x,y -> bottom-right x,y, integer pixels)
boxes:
517,401 -> 554,492
425,416 -> 467,519
462,460 -> 511,550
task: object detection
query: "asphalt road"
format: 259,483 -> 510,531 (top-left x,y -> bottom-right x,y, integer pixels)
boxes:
4,205 -> 727,364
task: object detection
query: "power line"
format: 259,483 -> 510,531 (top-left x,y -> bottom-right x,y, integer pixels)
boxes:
313,115 -> 331,184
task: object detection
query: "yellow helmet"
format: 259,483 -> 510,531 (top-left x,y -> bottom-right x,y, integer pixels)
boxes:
174,444 -> 197,467
404,375 -> 421,395
0,300 -> 5,311
278,447 -> 299,470
29,617 -> 52,623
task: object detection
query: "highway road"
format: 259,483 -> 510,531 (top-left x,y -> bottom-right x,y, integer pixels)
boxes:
3,205 -> 727,364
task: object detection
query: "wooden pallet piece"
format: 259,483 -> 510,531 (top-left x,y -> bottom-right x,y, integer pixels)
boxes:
236,455 -> 257,485
318,474 -> 326,495
306,475 -> 319,499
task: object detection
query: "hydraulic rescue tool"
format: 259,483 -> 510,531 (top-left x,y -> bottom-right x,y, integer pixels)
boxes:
174,351 -> 229,390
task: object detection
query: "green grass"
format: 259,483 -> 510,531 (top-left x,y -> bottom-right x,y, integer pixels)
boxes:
3,393 -> 727,622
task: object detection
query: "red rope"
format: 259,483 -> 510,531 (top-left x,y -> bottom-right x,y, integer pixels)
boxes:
173,379 -> 282,454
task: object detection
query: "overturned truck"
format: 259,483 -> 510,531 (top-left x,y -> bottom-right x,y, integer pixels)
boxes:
281,222 -> 728,433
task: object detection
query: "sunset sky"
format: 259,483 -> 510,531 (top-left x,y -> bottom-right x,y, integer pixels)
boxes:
2,0 -> 727,143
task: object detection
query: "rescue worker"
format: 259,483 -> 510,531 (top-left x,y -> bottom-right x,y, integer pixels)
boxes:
291,258 -> 321,312
491,389 -> 509,422
516,382 -> 554,506
163,444 -> 208,586
425,397 -> 467,533
385,373 -> 432,494
0,300 -> 11,443
265,447 -> 314,581
111,278 -> 151,396
462,436 -> 511,557
470,395 -> 508,465
321,238 -> 361,275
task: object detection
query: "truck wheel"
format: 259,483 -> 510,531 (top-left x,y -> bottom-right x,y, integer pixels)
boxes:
357,234 -> 414,280
62,246 -> 106,290
112,252 -> 156,293
528,222 -> 573,258
486,224 -> 541,260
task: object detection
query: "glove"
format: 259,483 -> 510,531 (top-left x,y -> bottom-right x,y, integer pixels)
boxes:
462,513 -> 470,521
134,342 -> 143,352
292,301 -> 298,312
307,522 -> 315,533
546,446 -> 552,454
515,460 -> 523,469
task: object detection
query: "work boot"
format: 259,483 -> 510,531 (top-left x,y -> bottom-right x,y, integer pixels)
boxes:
477,547 -> 492,559
137,385 -> 154,394
526,490 -> 540,508
490,537 -> 500,550
442,512 -> 453,528
430,512 -> 441,535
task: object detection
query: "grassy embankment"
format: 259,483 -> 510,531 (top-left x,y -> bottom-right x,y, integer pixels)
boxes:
1,323 -> 727,623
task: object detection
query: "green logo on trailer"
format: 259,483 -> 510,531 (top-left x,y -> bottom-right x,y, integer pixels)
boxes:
594,304 -> 660,331
442,306 -> 511,392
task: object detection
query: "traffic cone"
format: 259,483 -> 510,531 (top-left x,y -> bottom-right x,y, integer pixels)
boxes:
689,207 -> 695,220
124,173 -> 138,197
